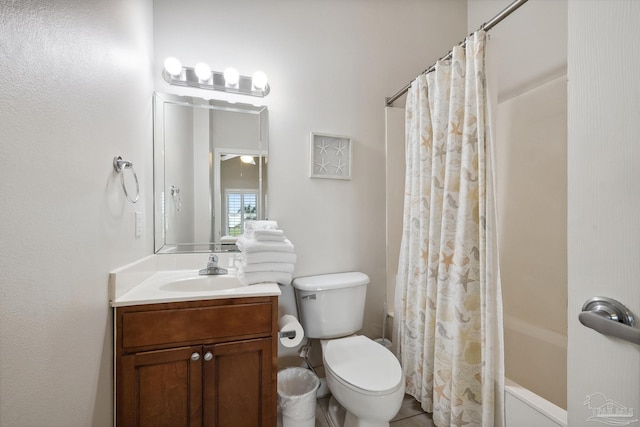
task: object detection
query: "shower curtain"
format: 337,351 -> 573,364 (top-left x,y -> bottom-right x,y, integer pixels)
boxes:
393,31 -> 504,427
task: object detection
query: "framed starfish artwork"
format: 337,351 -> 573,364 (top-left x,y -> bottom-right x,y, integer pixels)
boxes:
309,132 -> 352,179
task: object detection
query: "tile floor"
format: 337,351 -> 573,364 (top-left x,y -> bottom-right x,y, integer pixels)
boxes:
314,394 -> 435,427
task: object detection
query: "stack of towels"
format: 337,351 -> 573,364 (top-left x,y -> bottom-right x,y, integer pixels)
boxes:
235,220 -> 297,285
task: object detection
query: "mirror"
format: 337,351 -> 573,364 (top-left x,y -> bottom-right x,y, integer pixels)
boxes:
153,92 -> 268,253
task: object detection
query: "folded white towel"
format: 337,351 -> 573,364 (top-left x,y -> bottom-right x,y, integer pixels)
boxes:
237,270 -> 292,286
235,260 -> 295,274
239,251 -> 298,265
236,236 -> 294,253
245,220 -> 279,231
247,229 -> 286,242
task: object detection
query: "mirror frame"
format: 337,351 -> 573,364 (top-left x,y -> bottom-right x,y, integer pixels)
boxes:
153,92 -> 268,254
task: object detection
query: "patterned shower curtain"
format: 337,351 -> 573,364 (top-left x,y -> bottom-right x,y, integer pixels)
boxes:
393,31 -> 504,427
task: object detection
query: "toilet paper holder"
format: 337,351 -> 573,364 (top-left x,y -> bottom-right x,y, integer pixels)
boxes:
279,330 -> 297,339
278,314 -> 304,347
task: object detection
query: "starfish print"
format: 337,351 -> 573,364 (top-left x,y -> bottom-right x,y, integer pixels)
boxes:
451,410 -> 470,427
441,251 -> 455,272
421,133 -> 432,149
315,156 -> 330,173
333,159 -> 345,174
433,380 -> 449,401
333,141 -> 346,156
421,248 -> 429,263
434,143 -> 447,162
449,120 -> 463,137
316,139 -> 330,155
456,269 -> 474,292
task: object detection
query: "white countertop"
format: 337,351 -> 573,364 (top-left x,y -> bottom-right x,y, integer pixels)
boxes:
109,253 -> 281,307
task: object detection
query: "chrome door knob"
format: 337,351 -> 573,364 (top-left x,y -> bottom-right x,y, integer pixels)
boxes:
579,297 -> 640,345
191,352 -> 200,361
581,297 -> 634,326
204,351 -> 213,362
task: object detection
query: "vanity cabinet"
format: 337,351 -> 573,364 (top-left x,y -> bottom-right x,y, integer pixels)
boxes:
114,296 -> 278,427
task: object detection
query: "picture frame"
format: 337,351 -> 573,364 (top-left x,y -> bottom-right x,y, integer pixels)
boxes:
309,132 -> 352,180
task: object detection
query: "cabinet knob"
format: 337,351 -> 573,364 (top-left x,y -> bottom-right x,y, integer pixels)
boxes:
191,352 -> 200,361
204,351 -> 213,362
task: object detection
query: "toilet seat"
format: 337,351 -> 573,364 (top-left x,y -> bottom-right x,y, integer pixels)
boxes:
323,336 -> 402,395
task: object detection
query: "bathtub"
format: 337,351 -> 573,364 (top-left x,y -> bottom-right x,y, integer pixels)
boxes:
387,313 -> 567,426
505,378 -> 567,427
503,313 -> 567,426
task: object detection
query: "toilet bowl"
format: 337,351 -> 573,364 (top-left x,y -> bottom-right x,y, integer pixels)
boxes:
321,336 -> 405,427
292,273 -> 405,427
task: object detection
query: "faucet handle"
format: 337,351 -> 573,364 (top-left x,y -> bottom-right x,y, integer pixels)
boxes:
199,254 -> 227,276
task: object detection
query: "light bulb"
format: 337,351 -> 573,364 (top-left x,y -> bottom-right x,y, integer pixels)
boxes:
194,62 -> 212,81
240,155 -> 256,165
163,57 -> 182,77
224,67 -> 240,86
252,71 -> 268,90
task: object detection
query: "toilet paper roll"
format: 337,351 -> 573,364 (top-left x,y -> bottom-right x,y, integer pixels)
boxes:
278,314 -> 304,348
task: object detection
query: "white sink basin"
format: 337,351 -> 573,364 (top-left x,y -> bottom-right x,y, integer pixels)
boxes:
159,274 -> 241,292
111,266 -> 281,307
109,254 -> 282,307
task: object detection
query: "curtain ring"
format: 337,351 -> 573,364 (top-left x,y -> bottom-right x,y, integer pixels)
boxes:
113,156 -> 140,203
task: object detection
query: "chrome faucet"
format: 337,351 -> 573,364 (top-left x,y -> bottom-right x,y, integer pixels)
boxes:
199,254 -> 228,276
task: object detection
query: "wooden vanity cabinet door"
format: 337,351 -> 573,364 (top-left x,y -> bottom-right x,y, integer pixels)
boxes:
115,297 -> 278,427
118,346 -> 203,427
203,338 -> 275,427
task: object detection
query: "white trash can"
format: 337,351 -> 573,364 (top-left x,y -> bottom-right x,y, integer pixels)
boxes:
277,367 -> 320,427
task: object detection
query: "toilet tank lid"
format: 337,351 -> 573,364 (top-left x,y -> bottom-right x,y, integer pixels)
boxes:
292,272 -> 369,291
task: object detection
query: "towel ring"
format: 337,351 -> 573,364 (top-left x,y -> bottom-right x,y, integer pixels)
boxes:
113,156 -> 139,203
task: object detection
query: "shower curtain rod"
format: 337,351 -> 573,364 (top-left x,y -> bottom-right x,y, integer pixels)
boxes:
384,0 -> 529,107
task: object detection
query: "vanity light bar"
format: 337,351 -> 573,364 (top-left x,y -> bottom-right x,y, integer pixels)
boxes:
162,58 -> 270,98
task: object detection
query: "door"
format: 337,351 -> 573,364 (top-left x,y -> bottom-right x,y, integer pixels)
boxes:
567,1 -> 640,426
118,346 -> 203,427
203,338 -> 274,427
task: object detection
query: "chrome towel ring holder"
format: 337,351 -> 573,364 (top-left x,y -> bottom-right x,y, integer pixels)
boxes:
113,156 -> 139,203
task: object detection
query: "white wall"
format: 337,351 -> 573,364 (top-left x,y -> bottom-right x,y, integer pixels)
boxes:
497,77 -> 567,409
467,0 -> 567,101
153,0 -> 468,338
497,76 -> 567,340
0,1 -> 153,426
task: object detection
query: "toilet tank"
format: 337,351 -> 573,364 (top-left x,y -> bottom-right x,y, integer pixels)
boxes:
292,272 -> 369,339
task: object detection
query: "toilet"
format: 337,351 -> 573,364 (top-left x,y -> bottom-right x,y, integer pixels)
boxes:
292,272 -> 405,427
